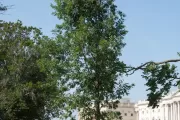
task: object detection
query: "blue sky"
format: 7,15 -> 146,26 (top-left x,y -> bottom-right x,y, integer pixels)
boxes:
1,0 -> 180,102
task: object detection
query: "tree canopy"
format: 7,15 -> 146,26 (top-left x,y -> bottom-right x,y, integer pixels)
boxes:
52,0 -> 134,119
52,0 -> 180,119
0,20 -> 66,120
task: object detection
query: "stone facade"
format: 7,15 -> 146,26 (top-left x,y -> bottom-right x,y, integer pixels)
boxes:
78,98 -> 137,120
135,90 -> 180,120
101,99 -> 137,120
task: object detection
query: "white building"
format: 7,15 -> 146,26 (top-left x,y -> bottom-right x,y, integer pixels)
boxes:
135,90 -> 180,120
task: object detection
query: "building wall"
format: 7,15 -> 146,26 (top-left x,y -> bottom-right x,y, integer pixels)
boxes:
135,90 -> 180,120
135,101 -> 161,120
78,99 -> 137,120
107,102 -> 137,120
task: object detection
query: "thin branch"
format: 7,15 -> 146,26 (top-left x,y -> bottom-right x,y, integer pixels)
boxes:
172,77 -> 180,80
153,59 -> 180,65
126,59 -> 180,75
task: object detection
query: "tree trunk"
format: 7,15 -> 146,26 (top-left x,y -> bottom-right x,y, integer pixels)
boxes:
95,101 -> 101,120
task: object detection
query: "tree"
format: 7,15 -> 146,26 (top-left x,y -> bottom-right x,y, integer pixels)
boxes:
52,0 -> 134,119
52,0 -> 180,119
0,20 -> 66,120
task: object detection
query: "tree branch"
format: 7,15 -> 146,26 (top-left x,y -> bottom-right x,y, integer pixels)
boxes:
127,59 -> 180,75
153,59 -> 180,64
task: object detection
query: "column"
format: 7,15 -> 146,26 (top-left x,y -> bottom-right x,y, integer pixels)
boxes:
169,104 -> 170,120
173,103 -> 175,120
175,102 -> 177,120
164,104 -> 166,120
176,102 -> 177,120
149,108 -> 152,120
139,109 -> 141,120
165,104 -> 169,120
174,103 -> 176,120
178,101 -> 180,119
177,102 -> 178,120
159,104 -> 165,120
172,103 -> 173,120
136,111 -> 139,120
169,104 -> 171,120
179,102 -> 180,120
177,101 -> 180,120
174,102 -> 176,120
176,102 -> 178,120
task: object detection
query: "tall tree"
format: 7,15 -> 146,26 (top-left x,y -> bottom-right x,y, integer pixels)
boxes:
0,20 -> 66,120
52,0 -> 134,119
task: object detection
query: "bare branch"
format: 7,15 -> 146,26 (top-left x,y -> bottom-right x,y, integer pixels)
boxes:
153,59 -> 180,65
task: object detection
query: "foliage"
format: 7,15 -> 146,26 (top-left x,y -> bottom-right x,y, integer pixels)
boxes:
0,20 -> 66,120
102,111 -> 122,120
0,2 -> 7,12
127,57 -> 180,108
142,61 -> 180,108
52,0 -> 134,119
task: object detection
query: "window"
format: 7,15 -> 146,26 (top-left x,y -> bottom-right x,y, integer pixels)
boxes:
124,113 -> 127,116
131,113 -> 133,116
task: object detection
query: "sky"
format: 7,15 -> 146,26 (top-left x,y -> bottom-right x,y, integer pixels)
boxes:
1,0 -> 180,106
